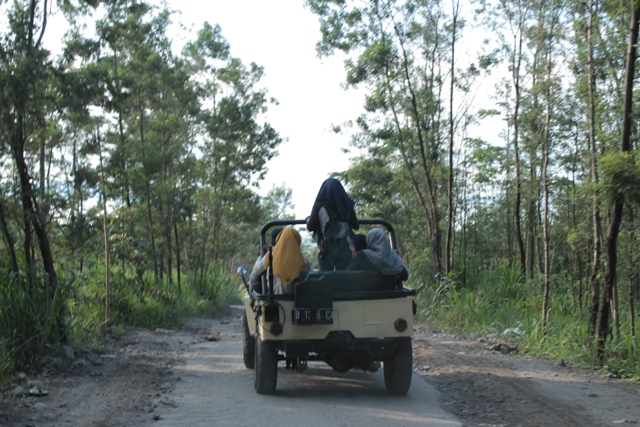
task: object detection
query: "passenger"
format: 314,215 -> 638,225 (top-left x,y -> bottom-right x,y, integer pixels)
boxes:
250,227 -> 308,294
351,233 -> 367,256
269,227 -> 284,247
347,228 -> 409,280
346,233 -> 377,273
257,227 -> 284,256
306,177 -> 360,271
270,227 -> 314,271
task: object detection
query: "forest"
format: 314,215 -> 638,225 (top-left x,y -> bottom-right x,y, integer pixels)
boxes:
1,0 -> 640,381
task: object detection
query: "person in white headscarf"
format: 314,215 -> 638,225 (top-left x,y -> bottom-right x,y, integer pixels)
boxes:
347,228 -> 409,280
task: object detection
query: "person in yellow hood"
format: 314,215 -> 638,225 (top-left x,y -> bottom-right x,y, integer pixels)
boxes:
250,227 -> 309,294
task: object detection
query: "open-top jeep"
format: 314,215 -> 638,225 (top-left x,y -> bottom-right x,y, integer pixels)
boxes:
241,219 -> 416,395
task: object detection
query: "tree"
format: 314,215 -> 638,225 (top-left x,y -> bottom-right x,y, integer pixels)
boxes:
596,3 -> 640,361
184,22 -> 282,288
539,0 -> 558,334
261,184 -> 296,220
445,0 -> 462,275
495,0 -> 530,275
0,0 -> 62,339
585,0 -> 604,338
309,0 -> 450,276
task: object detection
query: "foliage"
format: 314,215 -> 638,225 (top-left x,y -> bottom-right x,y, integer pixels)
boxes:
0,0 -> 279,379
1,0 -> 639,383
416,264 -> 528,333
599,152 -> 640,205
0,270 -> 67,378
416,265 -> 640,378
261,184 -> 296,220
308,0 -> 640,371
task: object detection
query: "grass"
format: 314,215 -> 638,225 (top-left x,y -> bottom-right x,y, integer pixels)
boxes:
413,264 -> 640,380
0,261 -> 241,383
0,269 -> 67,384
72,261 -> 242,331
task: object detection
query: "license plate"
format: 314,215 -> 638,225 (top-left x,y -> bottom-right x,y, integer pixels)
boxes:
292,308 -> 333,325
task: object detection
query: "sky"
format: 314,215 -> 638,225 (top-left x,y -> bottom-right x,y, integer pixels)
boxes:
165,1 -> 504,220
167,1 -> 365,219
43,0 -> 504,220
39,0 -> 364,219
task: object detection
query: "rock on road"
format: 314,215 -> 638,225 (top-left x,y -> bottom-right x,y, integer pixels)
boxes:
153,306 -> 461,427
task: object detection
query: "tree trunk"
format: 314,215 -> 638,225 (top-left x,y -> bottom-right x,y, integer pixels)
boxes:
504,85 -> 513,269
596,2 -> 640,362
183,246 -> 192,289
13,128 -> 61,339
39,138 -> 46,206
526,195 -> 536,278
97,130 -> 111,324
0,195 -> 19,275
541,0 -> 556,334
137,93 -> 158,283
445,1 -> 459,275
571,134 -> 582,310
629,206 -> 637,338
145,176 -> 158,283
174,221 -> 182,292
512,23 -> 526,276
166,204 -> 172,284
587,0 -> 602,338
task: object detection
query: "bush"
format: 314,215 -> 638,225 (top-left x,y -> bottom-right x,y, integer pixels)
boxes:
414,264 -> 640,379
0,257 -> 243,382
0,269 -> 67,380
88,262 -> 240,330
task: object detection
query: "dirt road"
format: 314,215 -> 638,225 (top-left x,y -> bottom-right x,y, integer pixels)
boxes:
2,306 -> 640,427
151,311 -> 460,427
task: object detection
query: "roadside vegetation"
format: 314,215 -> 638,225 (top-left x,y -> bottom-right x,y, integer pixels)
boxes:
2,0 -> 640,386
414,266 -> 640,379
0,1 -> 288,384
0,260 -> 241,384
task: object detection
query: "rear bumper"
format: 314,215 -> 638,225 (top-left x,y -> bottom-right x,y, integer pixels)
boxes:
280,334 -> 411,358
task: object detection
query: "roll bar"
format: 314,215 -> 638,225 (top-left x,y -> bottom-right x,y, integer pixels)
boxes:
258,218 -> 397,258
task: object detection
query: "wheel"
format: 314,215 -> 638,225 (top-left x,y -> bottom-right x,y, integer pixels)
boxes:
243,311 -> 255,369
383,339 -> 413,395
254,335 -> 278,394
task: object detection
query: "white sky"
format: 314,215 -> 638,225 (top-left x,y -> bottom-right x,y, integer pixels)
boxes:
169,1 -> 365,219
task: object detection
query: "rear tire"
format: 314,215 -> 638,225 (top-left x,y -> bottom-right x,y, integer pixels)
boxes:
383,339 -> 412,395
243,311 -> 255,369
254,335 -> 278,394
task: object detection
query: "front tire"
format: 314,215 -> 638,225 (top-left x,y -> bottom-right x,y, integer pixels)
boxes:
243,311 -> 255,369
383,339 -> 413,395
254,335 -> 278,394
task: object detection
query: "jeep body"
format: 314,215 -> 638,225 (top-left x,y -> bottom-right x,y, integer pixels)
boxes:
242,219 -> 415,395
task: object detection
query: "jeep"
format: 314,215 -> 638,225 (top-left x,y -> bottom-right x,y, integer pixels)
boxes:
241,219 -> 415,395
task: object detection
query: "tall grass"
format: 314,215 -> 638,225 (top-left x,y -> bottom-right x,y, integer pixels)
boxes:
0,269 -> 66,383
72,261 -> 242,330
1,261 -> 241,382
414,264 -> 640,379
418,265 -> 530,335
